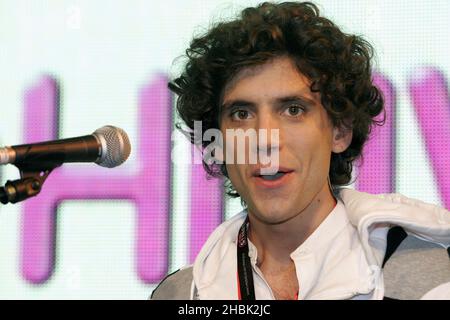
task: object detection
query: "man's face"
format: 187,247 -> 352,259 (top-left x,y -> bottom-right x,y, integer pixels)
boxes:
219,56 -> 348,225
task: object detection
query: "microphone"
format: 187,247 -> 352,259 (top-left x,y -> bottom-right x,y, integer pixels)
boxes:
0,125 -> 131,168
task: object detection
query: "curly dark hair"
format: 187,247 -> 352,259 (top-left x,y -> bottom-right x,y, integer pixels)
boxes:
169,1 -> 384,198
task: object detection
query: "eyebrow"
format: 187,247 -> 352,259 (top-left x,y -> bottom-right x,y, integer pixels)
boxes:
220,94 -> 317,113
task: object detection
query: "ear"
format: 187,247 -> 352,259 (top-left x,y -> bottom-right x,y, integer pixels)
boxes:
331,126 -> 353,153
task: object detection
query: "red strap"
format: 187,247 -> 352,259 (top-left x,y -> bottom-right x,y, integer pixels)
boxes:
237,271 -> 242,300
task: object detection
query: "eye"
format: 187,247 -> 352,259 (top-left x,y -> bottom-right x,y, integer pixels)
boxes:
231,109 -> 251,121
283,104 -> 305,117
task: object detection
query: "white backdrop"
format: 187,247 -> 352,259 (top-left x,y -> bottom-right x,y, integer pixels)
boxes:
0,0 -> 449,299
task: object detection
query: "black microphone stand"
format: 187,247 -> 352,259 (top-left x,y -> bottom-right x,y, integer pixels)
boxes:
0,162 -> 60,205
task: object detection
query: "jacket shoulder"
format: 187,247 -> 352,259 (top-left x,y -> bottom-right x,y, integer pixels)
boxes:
383,234 -> 450,299
150,266 -> 194,300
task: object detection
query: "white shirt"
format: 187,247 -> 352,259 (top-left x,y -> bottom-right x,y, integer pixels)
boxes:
192,189 -> 450,300
247,200 -> 377,300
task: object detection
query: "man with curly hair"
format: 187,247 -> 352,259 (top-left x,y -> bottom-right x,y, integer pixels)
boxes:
151,2 -> 450,300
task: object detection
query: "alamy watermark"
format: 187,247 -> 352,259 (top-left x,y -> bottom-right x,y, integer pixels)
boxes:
172,121 -> 280,175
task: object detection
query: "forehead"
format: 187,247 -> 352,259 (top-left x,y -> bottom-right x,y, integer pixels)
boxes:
221,56 -> 320,104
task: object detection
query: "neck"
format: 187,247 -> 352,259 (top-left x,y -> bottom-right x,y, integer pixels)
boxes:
248,182 -> 337,266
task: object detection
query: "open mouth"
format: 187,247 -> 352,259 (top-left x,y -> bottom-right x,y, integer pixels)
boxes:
258,171 -> 287,181
251,167 -> 294,188
252,167 -> 295,188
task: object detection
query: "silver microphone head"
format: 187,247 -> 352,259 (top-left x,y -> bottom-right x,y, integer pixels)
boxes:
93,126 -> 131,168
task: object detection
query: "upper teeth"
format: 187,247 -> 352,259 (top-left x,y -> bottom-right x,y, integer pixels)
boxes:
261,171 -> 284,176
260,172 -> 285,180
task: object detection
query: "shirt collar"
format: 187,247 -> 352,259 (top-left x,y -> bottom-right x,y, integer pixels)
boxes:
247,199 -> 375,299
290,199 -> 349,259
247,199 -> 349,262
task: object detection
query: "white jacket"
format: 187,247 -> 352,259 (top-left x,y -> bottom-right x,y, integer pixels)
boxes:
152,189 -> 450,300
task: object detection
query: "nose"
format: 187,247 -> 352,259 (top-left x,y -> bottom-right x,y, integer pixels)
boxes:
254,110 -> 282,154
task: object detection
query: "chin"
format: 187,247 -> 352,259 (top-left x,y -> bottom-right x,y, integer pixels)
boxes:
250,203 -> 296,225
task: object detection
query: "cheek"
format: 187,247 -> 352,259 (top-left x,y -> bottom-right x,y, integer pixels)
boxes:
222,133 -> 254,166
224,135 -> 235,159
225,163 -> 237,179
221,126 -> 235,154
284,125 -> 317,150
225,163 -> 248,195
286,126 -> 333,168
